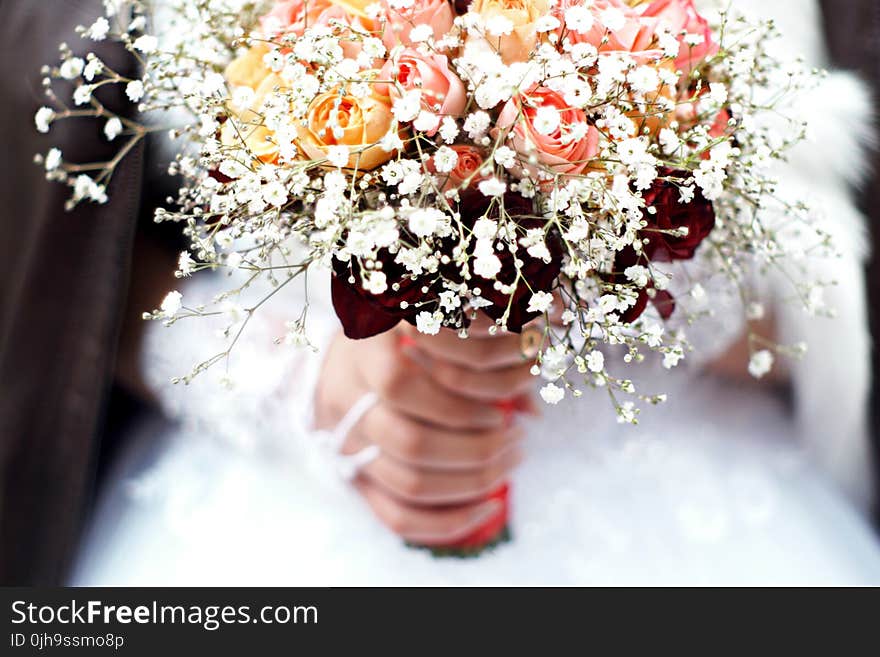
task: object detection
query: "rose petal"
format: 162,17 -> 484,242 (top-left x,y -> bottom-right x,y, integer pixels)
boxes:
331,273 -> 403,339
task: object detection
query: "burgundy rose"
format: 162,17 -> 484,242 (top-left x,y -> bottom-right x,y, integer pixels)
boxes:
207,168 -> 234,184
609,246 -> 676,324
604,172 -> 713,323
331,189 -> 563,339
331,251 -> 429,340
452,188 -> 563,331
621,285 -> 676,324
640,170 -> 715,262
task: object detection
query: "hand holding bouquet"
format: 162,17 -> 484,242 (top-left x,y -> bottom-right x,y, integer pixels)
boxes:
35,0 -> 829,553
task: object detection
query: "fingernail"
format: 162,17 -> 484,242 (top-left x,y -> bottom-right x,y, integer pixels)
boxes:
397,332 -> 418,350
514,394 -> 541,417
493,398 -> 517,428
472,499 -> 503,525
510,449 -> 525,470
398,336 -> 433,369
483,407 -> 507,427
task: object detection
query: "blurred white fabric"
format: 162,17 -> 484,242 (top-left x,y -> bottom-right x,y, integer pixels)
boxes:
75,359 -> 880,585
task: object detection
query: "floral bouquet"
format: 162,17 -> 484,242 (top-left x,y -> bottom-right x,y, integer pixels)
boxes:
35,0 -> 826,555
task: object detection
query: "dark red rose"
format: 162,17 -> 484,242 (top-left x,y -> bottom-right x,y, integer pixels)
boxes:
608,246 -> 677,324
613,283 -> 675,324
331,249 -> 430,339
641,171 -> 715,262
453,188 -> 563,332
331,189 -> 563,339
207,168 -> 234,184
452,0 -> 472,15
330,271 -> 410,339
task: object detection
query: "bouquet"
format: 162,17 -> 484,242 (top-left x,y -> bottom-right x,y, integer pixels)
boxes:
35,0 -> 827,554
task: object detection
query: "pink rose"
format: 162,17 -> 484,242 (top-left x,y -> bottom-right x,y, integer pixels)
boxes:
260,0 -> 333,36
426,144 -> 487,191
377,49 -> 467,135
260,1 -> 380,58
555,0 -> 658,55
639,0 -> 718,71
382,0 -> 456,49
310,5 -> 381,59
496,86 -> 600,177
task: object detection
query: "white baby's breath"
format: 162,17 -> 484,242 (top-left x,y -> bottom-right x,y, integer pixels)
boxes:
125,80 -> 145,102
104,117 -> 123,141
86,17 -> 110,41
34,107 -> 55,133
527,291 -> 554,314
415,311 -> 443,335
748,350 -> 774,379
160,291 -> 183,318
540,383 -> 565,405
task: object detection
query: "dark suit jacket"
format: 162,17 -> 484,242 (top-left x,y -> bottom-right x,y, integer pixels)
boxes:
0,0 -> 145,584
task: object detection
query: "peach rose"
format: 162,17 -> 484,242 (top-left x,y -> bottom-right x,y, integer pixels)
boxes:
426,144 -> 487,191
220,110 -> 284,165
469,0 -> 551,64
377,49 -> 466,135
222,65 -> 286,165
260,0 -> 333,36
330,0 -> 375,18
639,0 -> 718,71
496,86 -> 600,177
381,0 -> 456,49
260,0 -> 379,59
260,0 -> 375,35
310,5 -> 382,59
251,72 -> 288,110
555,0 -> 658,55
296,83 -> 398,170
630,58 -> 678,136
224,43 -> 272,90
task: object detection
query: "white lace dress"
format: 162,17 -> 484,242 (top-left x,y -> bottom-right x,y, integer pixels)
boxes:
73,0 -> 880,585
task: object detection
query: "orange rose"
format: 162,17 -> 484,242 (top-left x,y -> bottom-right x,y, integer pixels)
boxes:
330,0 -> 374,18
631,59 -> 678,136
309,5 -> 382,59
223,45 -> 282,165
221,73 -> 293,165
296,83 -> 398,170
221,71 -> 294,165
224,43 -> 272,90
468,0 -> 551,64
220,114 -> 282,165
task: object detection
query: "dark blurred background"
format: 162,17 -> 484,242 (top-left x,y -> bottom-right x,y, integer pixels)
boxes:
819,0 -> 880,498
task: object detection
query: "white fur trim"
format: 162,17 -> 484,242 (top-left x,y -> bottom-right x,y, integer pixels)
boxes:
775,70 -> 876,509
